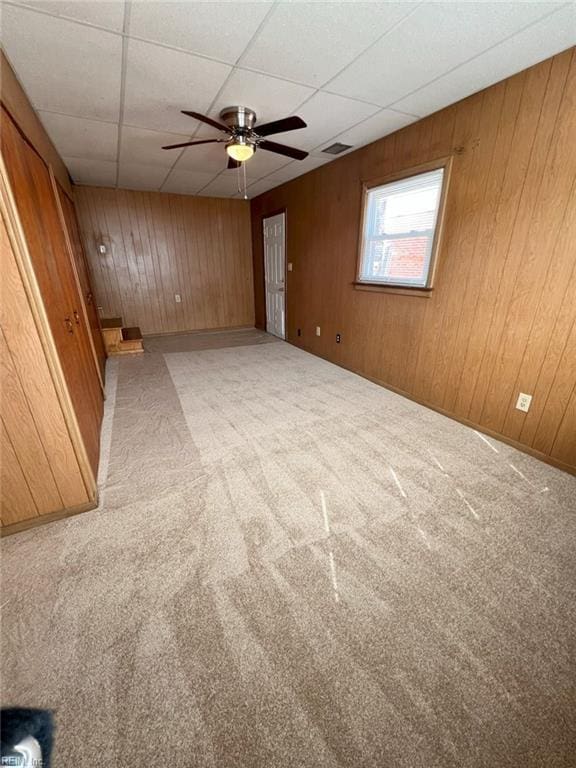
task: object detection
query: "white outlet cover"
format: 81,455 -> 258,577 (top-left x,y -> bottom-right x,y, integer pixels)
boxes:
288,263 -> 293,272
175,294 -> 181,303
515,393 -> 532,412
316,326 -> 321,336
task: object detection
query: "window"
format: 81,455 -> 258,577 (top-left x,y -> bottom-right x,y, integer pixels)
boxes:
358,164 -> 448,290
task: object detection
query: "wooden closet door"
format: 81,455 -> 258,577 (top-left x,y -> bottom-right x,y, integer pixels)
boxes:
1,111 -> 102,475
24,144 -> 103,441
56,183 -> 106,378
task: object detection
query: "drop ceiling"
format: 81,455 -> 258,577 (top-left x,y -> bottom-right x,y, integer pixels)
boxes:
1,1 -> 574,199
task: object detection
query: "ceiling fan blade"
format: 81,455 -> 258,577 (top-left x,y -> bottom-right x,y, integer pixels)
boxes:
162,138 -> 225,150
259,140 -> 308,161
181,110 -> 231,134
256,116 -> 307,137
227,157 -> 241,170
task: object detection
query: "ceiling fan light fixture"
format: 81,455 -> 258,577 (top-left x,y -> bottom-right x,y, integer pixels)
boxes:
226,137 -> 254,162
165,107 -> 309,164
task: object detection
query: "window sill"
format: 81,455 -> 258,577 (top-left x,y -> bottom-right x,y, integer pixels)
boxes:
353,282 -> 432,298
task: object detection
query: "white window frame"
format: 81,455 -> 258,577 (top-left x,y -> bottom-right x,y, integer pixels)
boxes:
356,158 -> 452,294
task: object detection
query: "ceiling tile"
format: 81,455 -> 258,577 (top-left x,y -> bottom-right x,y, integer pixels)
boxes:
244,178 -> 281,198
64,157 -> 117,187
118,163 -> 169,191
319,108 -> 416,153
123,39 -> 231,134
176,141 -> 231,174
8,1 -> 125,31
120,126 -> 191,167
129,1 -> 273,64
271,91 -> 379,151
161,169 -> 218,196
209,69 -> 314,129
393,4 -> 576,117
242,148 -> 293,179
38,111 -> 118,161
328,2 -> 564,107
240,2 -> 414,87
196,173 -> 247,198
265,155 -> 331,183
2,5 -> 122,120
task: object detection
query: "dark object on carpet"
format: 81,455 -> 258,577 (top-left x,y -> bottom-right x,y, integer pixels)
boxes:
1,708 -> 54,767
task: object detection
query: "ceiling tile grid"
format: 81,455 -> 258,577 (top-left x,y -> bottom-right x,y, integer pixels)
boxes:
64,156 -> 118,187
7,0 -> 126,31
37,111 -> 119,161
129,1 -> 274,63
1,0 -> 574,198
2,3 -> 123,121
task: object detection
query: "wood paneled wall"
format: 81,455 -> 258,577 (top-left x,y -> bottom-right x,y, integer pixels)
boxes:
251,48 -> 576,473
74,187 -> 255,336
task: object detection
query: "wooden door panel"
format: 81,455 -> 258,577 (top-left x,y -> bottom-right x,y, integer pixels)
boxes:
22,133 -> 103,473
1,109 -> 101,475
57,183 -> 106,378
1,420 -> 38,525
0,330 -> 63,513
0,213 -> 89,509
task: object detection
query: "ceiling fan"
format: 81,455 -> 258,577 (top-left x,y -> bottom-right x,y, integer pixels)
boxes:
162,106 -> 309,168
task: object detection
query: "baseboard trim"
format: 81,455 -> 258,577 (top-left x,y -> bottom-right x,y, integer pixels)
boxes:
290,341 -> 575,477
1,496 -> 98,537
142,324 -> 256,338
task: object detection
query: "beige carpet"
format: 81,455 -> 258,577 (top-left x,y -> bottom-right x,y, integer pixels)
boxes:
2,328 -> 575,767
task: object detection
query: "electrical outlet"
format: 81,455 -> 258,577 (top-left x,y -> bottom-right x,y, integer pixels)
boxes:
98,244 -> 107,255
316,326 -> 321,337
175,294 -> 182,303
336,333 -> 341,343
515,392 -> 532,413
287,262 -> 293,272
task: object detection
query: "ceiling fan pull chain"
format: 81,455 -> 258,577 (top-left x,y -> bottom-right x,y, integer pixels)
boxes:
243,161 -> 248,200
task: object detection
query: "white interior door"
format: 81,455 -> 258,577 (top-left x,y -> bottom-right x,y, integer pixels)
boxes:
263,212 -> 286,339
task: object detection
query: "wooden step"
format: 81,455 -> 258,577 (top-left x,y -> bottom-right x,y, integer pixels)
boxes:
122,326 -> 142,341
101,318 -> 144,356
100,316 -> 123,329
101,326 -> 122,354
119,326 -> 144,354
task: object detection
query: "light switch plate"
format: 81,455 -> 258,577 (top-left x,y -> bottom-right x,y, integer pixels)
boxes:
287,263 -> 293,272
515,392 -> 532,412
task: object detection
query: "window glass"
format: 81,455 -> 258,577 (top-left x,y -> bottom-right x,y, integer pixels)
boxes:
359,167 -> 445,288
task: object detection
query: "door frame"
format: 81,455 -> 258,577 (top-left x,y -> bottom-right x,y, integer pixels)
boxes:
262,208 -> 287,339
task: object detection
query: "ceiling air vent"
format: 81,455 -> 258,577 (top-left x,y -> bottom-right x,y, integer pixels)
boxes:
322,142 -> 353,155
